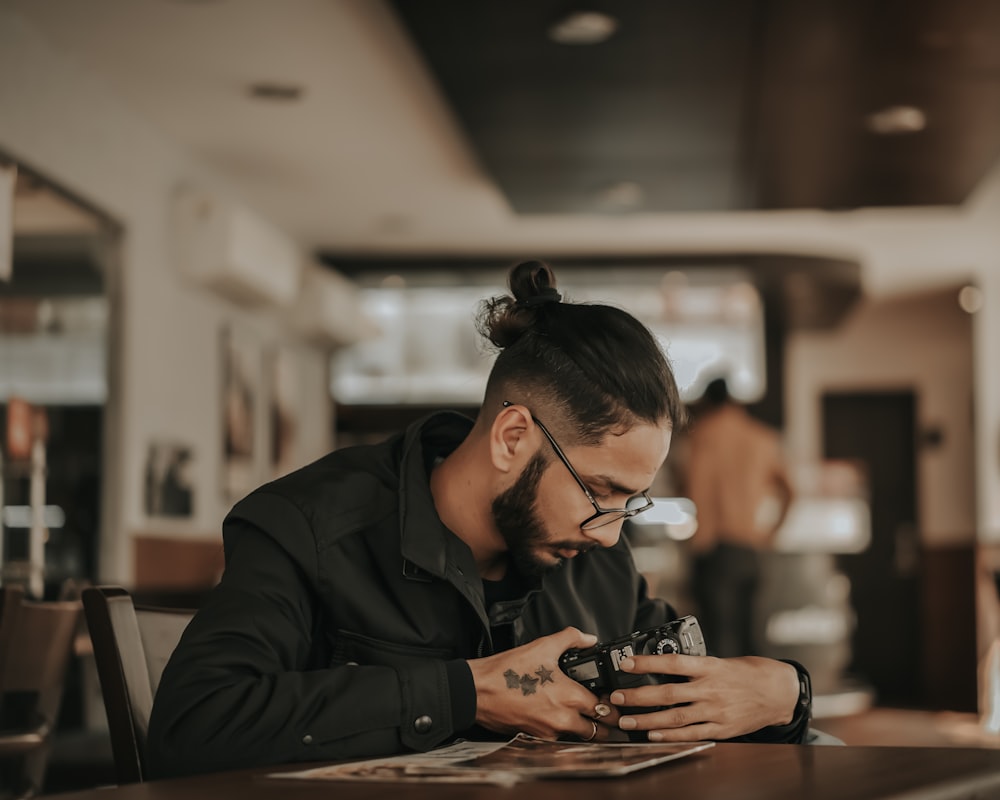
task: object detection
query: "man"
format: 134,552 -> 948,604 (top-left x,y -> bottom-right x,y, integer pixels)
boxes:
148,262 -> 810,778
686,377 -> 795,658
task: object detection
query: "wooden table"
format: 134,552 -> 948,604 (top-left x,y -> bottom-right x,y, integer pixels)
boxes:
44,743 -> 1000,800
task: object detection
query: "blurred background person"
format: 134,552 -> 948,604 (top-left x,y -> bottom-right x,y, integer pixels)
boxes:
685,377 -> 794,658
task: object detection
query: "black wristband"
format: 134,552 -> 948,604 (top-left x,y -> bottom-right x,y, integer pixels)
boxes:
780,658 -> 812,728
722,659 -> 813,744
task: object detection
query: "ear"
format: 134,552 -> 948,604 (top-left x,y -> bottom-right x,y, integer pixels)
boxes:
489,403 -> 533,473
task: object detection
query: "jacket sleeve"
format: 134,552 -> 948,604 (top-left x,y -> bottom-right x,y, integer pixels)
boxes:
146,494 -> 474,778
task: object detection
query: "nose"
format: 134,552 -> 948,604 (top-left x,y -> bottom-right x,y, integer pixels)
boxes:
582,519 -> 623,548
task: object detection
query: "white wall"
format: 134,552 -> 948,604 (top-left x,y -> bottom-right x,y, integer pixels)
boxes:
0,10 -> 334,582
973,264 -> 1000,542
968,169 -> 1000,542
786,291 -> 976,546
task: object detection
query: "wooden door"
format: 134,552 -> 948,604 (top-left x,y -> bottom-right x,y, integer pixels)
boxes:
823,391 -> 921,706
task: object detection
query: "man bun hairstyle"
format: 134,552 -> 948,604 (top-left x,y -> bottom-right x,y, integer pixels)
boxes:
477,260 -> 685,444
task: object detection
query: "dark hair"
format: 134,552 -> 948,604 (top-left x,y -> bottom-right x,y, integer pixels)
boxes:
477,260 -> 685,444
703,377 -> 731,407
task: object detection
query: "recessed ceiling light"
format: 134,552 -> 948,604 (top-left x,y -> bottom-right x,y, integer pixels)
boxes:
865,105 -> 927,135
248,83 -> 304,102
548,11 -> 618,45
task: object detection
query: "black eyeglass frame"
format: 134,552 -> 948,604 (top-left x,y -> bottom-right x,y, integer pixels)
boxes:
502,401 -> 654,530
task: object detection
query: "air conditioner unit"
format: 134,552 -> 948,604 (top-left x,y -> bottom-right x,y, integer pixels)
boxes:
173,188 -> 301,308
290,264 -> 378,346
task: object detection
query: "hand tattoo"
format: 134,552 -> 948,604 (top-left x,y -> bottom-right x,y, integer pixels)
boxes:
504,665 -> 556,695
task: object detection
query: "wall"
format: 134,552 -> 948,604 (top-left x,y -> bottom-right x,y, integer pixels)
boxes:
0,10 -> 334,582
786,290 -> 975,545
970,204 -> 1000,669
975,267 -> 1000,539
968,174 -> 1000,543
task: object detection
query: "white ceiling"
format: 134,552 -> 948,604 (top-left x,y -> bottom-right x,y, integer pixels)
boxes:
6,0 -> 513,252
6,0 -> 995,285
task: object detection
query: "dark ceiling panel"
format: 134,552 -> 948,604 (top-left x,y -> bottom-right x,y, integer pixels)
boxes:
392,0 -> 1000,212
753,0 -> 1000,208
392,0 -> 757,213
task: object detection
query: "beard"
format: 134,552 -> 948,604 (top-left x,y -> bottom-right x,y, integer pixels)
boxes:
491,452 -> 593,578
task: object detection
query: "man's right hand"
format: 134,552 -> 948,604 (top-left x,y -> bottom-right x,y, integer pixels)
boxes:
467,627 -> 622,742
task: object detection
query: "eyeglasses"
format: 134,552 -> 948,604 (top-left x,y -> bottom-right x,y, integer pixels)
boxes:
503,402 -> 654,530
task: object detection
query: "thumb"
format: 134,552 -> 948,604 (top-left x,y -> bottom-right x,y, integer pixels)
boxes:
552,626 -> 598,651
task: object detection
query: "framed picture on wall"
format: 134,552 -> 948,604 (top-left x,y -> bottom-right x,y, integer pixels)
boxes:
266,344 -> 301,479
220,324 -> 259,501
144,440 -> 195,518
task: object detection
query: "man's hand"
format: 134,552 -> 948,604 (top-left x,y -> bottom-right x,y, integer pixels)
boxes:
468,627 -> 622,742
609,654 -> 799,741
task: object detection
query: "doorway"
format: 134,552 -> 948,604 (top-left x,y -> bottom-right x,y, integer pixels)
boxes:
823,390 -> 921,707
1,158 -> 117,596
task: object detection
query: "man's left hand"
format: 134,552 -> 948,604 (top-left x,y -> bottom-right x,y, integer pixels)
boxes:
609,654 -> 799,741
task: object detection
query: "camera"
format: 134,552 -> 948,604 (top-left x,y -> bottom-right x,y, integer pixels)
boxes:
558,615 -> 706,695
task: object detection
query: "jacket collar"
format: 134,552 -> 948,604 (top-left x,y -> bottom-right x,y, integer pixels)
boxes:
396,411 -> 545,622
397,411 -> 477,580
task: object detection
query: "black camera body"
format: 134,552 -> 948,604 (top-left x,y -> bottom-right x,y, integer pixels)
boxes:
558,615 -> 707,695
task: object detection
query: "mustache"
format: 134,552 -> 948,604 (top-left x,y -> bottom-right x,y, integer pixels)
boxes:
550,541 -> 597,555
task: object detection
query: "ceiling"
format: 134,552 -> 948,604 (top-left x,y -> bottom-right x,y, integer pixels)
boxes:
4,0 -> 998,295
393,0 -> 1000,214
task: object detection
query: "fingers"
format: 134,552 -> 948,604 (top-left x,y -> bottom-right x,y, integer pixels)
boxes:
618,653 -> 715,677
564,693 -> 619,724
594,698 -> 622,726
574,713 -> 628,743
550,626 -> 598,651
618,702 -> 703,733
605,655 -> 797,741
563,695 -> 624,742
609,682 -> 693,711
468,627 -> 606,741
645,723 -> 717,743
615,700 -> 731,742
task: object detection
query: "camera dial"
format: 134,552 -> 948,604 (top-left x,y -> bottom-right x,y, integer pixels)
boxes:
654,637 -> 681,655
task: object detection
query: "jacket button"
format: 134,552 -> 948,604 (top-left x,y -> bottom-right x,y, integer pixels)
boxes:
414,715 -> 433,733
302,734 -> 313,745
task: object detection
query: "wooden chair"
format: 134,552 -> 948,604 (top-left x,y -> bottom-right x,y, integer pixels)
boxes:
0,586 -> 82,799
82,586 -> 193,785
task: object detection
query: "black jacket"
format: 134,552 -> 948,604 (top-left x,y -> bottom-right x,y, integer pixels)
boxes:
147,412 -> 809,778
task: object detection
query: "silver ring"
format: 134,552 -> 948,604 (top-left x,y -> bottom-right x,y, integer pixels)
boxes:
583,720 -> 598,742
593,703 -> 611,719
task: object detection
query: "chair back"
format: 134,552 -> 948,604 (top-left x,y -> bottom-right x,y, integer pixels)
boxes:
0,586 -> 81,798
82,586 -> 193,784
